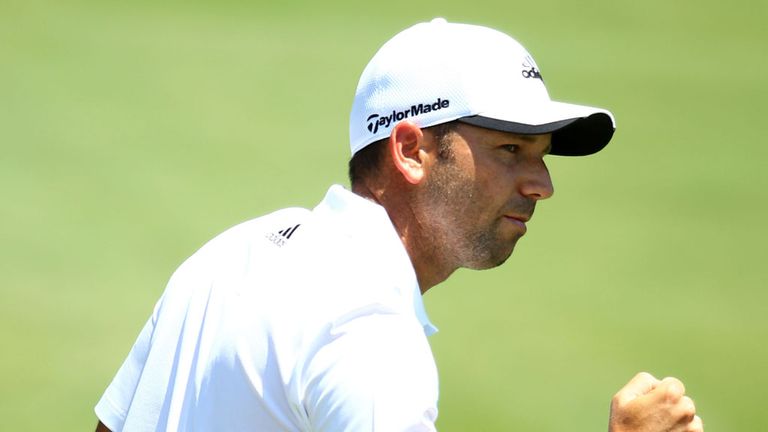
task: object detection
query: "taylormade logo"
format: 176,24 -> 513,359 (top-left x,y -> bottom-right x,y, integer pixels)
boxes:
366,98 -> 450,134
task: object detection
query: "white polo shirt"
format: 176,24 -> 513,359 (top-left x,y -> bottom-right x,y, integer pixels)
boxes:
95,185 -> 439,431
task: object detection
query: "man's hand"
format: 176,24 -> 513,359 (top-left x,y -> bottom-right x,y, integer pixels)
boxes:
609,372 -> 703,432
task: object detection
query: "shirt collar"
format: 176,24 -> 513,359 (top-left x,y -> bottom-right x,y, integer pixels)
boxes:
412,285 -> 439,336
315,185 -> 438,336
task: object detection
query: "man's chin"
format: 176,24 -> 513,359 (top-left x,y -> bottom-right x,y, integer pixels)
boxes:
465,241 -> 518,270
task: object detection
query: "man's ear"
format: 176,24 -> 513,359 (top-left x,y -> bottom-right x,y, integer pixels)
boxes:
388,121 -> 428,185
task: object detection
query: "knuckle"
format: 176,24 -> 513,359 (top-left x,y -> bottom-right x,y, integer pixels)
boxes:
661,377 -> 685,401
610,392 -> 629,411
688,415 -> 704,430
636,371 -> 655,381
663,385 -> 683,403
683,395 -> 696,410
679,396 -> 696,419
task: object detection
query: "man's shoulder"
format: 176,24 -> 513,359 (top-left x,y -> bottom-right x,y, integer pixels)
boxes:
208,206 -> 311,249
171,207 -> 312,277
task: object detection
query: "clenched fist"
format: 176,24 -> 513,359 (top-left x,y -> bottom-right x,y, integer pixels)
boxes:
609,372 -> 703,432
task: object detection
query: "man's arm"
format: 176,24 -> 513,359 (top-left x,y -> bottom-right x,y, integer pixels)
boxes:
303,313 -> 438,431
609,372 -> 703,432
93,372 -> 701,432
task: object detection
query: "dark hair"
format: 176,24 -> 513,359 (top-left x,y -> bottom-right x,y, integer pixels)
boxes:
348,121 -> 458,185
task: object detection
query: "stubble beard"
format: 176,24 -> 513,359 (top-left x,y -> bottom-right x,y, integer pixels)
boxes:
420,158 -> 520,272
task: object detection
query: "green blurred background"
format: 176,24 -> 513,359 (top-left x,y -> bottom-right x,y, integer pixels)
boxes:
1,0 -> 766,430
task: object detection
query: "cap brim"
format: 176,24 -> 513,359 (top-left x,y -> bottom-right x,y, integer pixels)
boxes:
457,102 -> 615,156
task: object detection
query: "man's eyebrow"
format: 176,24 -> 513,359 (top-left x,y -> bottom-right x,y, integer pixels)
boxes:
513,134 -> 538,142
508,134 -> 552,151
505,134 -> 542,143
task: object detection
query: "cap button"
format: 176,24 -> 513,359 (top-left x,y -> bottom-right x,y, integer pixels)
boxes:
430,17 -> 448,25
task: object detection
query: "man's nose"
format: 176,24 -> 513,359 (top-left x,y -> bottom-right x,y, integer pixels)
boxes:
519,161 -> 554,201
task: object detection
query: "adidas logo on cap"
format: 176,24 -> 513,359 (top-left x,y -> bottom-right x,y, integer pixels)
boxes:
349,19 -> 615,156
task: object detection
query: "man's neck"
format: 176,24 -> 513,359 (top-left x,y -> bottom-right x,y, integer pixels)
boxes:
351,182 -> 456,293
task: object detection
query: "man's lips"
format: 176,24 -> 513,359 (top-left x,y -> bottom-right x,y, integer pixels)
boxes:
503,214 -> 531,232
505,214 -> 531,223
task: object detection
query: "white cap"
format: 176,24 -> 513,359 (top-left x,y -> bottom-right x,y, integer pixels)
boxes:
349,18 -> 616,156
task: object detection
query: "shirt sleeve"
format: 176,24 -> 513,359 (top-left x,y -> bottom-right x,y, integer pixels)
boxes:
94,302 -> 160,432
302,311 -> 439,431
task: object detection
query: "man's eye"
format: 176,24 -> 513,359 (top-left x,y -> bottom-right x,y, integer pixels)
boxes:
502,144 -> 519,153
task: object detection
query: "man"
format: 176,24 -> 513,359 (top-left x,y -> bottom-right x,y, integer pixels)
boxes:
95,19 -> 703,431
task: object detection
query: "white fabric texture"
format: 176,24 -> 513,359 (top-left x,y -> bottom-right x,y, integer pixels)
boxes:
95,185 -> 439,431
349,18 -> 615,156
